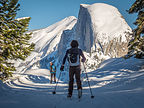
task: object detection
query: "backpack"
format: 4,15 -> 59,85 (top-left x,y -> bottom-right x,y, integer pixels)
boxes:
68,48 -> 80,66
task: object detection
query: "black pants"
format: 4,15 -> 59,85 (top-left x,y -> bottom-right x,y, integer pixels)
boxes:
68,66 -> 82,95
50,73 -> 56,83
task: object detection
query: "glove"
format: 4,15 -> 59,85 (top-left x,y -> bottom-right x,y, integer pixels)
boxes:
81,58 -> 86,62
60,65 -> 64,71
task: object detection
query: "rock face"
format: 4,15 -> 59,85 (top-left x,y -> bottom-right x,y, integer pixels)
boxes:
57,29 -> 75,63
74,3 -> 131,58
15,3 -> 132,73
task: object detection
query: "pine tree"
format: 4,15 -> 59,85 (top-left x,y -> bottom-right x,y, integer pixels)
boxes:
0,0 -> 35,80
127,0 -> 144,58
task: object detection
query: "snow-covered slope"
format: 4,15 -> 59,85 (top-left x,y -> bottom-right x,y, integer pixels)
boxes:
14,16 -> 77,73
29,16 -> 77,54
1,57 -> 144,108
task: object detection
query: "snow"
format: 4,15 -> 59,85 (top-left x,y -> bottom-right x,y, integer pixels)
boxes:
13,16 -> 77,74
13,3 -> 132,76
86,3 -> 131,42
0,57 -> 144,108
74,3 -> 132,66
0,3 -> 143,108
30,16 -> 77,54
16,17 -> 30,21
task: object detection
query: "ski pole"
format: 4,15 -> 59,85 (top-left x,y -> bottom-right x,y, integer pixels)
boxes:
82,62 -> 94,99
52,71 -> 62,94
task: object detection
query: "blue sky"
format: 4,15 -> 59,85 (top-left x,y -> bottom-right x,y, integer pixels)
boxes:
17,0 -> 136,30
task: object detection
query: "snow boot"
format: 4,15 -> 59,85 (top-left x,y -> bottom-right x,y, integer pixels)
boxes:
67,94 -> 72,98
78,89 -> 82,99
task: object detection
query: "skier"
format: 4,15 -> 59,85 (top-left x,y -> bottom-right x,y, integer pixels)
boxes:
60,40 -> 86,98
50,62 -> 56,83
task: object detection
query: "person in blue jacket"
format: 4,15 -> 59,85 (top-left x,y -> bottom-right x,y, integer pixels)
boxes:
50,62 -> 56,83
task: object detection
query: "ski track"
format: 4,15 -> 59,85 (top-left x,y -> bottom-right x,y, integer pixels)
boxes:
0,57 -> 144,108
1,3 -> 144,108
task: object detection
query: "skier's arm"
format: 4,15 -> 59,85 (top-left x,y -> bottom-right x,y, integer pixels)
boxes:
80,49 -> 86,62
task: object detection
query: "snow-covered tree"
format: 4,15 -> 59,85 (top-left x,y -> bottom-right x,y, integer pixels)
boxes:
0,0 -> 35,80
127,0 -> 144,58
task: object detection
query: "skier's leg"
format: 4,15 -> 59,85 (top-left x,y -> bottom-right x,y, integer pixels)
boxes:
75,67 -> 82,90
50,73 -> 53,83
68,67 -> 75,96
75,67 -> 82,98
54,73 -> 56,83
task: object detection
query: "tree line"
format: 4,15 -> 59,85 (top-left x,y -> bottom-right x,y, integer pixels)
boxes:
0,0 -> 34,80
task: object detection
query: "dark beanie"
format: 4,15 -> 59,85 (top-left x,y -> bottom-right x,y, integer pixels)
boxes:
70,40 -> 79,48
